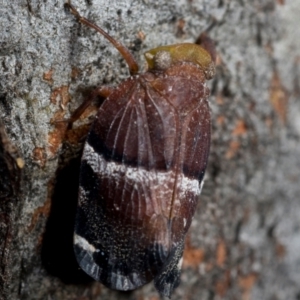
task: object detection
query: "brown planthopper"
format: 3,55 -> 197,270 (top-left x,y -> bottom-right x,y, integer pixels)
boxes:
64,1 -> 216,297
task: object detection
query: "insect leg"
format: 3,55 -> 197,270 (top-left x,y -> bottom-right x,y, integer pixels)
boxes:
68,86 -> 114,129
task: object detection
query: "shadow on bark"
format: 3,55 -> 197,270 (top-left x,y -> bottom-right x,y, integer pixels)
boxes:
41,154 -> 93,284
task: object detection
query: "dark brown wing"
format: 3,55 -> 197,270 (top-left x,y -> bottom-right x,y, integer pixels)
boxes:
74,76 -> 180,290
143,65 -> 211,296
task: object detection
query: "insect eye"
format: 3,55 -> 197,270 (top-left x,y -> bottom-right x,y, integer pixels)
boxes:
153,50 -> 172,70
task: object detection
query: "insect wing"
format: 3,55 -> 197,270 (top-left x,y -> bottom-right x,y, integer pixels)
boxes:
145,69 -> 211,297
74,77 -> 180,290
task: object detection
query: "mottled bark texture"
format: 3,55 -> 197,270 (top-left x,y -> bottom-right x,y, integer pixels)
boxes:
0,0 -> 299,299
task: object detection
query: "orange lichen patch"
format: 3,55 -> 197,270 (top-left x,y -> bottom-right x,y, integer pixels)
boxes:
269,71 -> 288,125
215,271 -> 230,297
137,31 -> 146,41
48,104 -> 98,154
27,179 -> 55,233
48,128 -> 67,156
149,296 -> 160,300
232,119 -> 247,136
265,116 -> 273,129
277,0 -> 285,4
217,115 -> 225,125
48,86 -> 70,156
50,86 -> 70,107
32,147 -> 47,167
48,110 -> 68,156
48,91 -> 97,155
27,181 -> 53,232
43,69 -> 54,83
216,240 -> 227,267
275,241 -> 286,258
71,67 -> 81,79
182,236 -> 205,268
50,109 -> 66,124
216,93 -> 224,105
225,140 -> 240,159
238,273 -> 258,300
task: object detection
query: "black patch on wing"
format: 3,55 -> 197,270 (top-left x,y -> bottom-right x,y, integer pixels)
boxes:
86,129 -> 129,165
182,165 -> 206,183
154,238 -> 184,298
79,160 -> 101,202
74,227 -> 169,290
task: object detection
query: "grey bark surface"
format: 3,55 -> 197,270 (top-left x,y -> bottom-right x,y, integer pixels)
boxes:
0,0 -> 299,299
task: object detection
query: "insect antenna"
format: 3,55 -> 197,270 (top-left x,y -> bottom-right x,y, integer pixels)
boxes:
65,1 -> 139,75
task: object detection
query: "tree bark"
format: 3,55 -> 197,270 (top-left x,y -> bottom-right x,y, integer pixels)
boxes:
0,0 -> 299,299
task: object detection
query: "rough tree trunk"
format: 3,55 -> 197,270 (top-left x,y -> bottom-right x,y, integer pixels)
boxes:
0,0 -> 299,299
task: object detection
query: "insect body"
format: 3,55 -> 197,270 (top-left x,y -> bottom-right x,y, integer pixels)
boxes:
65,1 -> 215,297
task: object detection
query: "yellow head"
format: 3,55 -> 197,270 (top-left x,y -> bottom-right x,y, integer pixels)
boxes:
144,43 -> 215,79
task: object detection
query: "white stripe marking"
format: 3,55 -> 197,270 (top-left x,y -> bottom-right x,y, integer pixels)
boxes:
74,233 -> 96,253
83,142 -> 202,196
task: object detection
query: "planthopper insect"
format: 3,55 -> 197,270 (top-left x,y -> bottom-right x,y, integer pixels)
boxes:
65,1 -> 216,297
